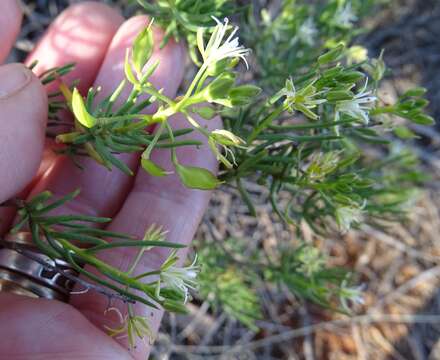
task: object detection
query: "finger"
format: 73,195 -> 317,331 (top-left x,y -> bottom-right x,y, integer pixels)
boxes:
4,2 -> 124,233
0,294 -> 132,360
0,0 -> 22,63
25,1 -> 124,177
72,112 -> 222,358
26,1 -> 124,94
28,16 -> 186,221
0,63 -> 47,232
27,2 -> 123,171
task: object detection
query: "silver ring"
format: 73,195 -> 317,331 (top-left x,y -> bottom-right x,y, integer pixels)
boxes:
0,232 -> 78,301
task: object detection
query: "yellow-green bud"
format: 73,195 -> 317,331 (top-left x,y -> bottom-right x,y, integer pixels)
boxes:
72,88 -> 96,128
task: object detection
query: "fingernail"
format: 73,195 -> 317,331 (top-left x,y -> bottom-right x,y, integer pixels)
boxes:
0,64 -> 32,99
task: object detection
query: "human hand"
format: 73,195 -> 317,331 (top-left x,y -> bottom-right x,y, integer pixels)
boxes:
0,1 -> 219,359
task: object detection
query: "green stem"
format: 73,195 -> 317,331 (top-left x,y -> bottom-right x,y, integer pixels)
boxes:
183,63 -> 208,101
248,105 -> 285,143
133,270 -> 161,280
165,122 -> 178,165
84,240 -> 184,254
96,114 -> 152,126
141,85 -> 175,107
183,112 -> 210,137
116,87 -> 141,116
58,239 -> 156,296
143,121 -> 166,159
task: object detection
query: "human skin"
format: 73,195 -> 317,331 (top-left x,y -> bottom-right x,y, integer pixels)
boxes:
0,1 -> 220,359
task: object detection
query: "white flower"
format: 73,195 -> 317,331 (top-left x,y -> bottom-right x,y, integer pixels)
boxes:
306,151 -> 341,181
104,309 -> 154,348
335,81 -> 376,125
208,137 -> 238,168
208,129 -> 246,168
335,200 -> 366,233
197,17 -> 250,69
160,253 -> 200,303
280,78 -> 327,120
334,3 -> 358,28
340,280 -> 366,313
297,18 -> 318,46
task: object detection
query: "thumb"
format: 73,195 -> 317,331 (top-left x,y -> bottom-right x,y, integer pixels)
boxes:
0,63 -> 47,203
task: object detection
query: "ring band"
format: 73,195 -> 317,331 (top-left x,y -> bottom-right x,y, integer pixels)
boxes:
0,232 -> 78,301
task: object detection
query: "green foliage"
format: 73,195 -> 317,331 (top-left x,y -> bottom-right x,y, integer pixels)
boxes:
198,240 -> 262,330
197,237 -> 365,329
242,0 -> 380,90
135,0 -> 240,53
6,190 -> 199,346
55,19 -> 253,181
220,47 -> 427,235
5,0 -> 434,341
125,0 -> 433,329
11,191 -> 188,307
265,244 -> 362,313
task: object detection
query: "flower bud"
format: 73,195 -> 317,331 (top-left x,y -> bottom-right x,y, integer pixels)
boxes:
211,129 -> 245,147
203,73 -> 235,103
72,88 -> 97,128
124,50 -> 138,86
402,87 -> 427,98
318,44 -> 345,65
162,299 -> 189,314
363,53 -> 386,82
410,114 -> 435,126
326,90 -> 354,102
394,125 -> 418,139
175,164 -> 221,190
132,24 -> 154,74
141,158 -> 170,177
55,132 -> 82,144
229,85 -> 262,106
192,106 -> 217,120
412,99 -> 429,109
336,71 -> 365,84
322,65 -> 343,78
207,58 -> 237,77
